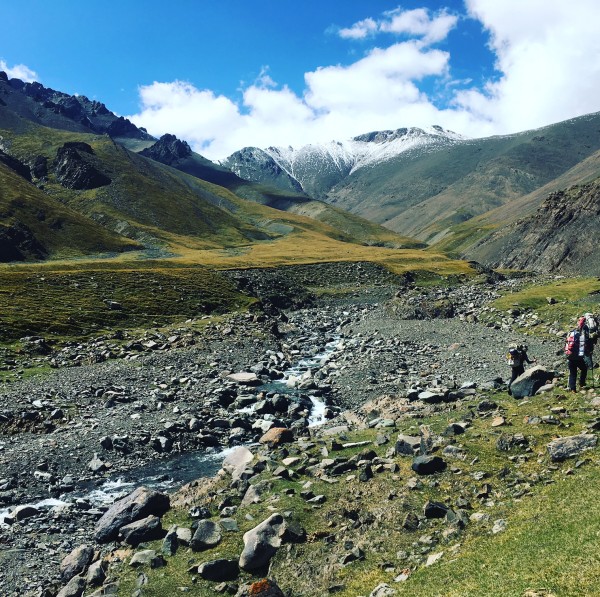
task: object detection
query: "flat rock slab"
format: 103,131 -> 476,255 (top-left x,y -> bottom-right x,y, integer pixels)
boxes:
547,434 -> 597,461
191,520 -> 222,551
228,372 -> 260,385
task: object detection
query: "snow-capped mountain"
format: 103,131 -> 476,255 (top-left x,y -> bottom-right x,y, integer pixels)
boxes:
223,126 -> 465,199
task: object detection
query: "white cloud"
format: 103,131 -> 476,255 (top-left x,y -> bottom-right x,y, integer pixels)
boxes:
457,0 -> 600,133
129,2 -> 600,161
380,8 -> 458,43
338,7 -> 458,45
339,18 -> 378,40
130,41 -> 453,161
0,60 -> 38,82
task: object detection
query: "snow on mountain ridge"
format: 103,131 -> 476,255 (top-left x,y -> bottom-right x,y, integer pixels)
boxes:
262,126 -> 465,181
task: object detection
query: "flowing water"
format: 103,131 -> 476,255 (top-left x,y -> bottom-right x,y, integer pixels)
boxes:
0,337 -> 343,524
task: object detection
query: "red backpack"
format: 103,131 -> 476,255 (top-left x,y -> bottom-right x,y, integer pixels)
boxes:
565,330 -> 580,357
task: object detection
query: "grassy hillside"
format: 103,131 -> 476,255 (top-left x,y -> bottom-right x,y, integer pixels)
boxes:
112,380 -> 600,597
0,161 -> 139,260
0,121 -> 420,260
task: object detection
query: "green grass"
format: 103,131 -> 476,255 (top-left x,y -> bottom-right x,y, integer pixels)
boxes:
491,277 -> 600,332
0,264 -> 252,342
110,381 -> 600,596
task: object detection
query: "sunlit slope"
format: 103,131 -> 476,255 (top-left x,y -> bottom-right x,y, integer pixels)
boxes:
0,161 -> 139,260
1,122 -> 421,261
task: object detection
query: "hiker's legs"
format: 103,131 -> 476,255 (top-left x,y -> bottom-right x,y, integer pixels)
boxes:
568,359 -> 578,390
508,365 -> 524,395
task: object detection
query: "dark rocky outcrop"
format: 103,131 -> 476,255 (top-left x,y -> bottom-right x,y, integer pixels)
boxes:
140,134 -> 192,166
473,179 -> 600,275
54,142 -> 111,190
0,149 -> 31,181
0,222 -> 47,261
0,72 -> 154,141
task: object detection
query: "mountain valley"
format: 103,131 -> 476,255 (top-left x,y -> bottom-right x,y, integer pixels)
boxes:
1,70 -> 600,597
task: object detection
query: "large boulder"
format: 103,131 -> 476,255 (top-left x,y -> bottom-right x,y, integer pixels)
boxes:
222,446 -> 254,480
94,487 -> 170,543
510,366 -> 555,398
547,434 -> 597,461
239,513 -> 286,571
60,544 -> 94,582
57,575 -> 86,597
259,428 -> 294,447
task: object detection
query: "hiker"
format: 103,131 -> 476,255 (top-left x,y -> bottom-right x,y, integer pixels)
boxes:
507,343 -> 536,396
565,316 -> 593,391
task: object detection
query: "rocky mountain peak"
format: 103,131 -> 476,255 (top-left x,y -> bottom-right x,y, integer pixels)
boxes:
0,73 -> 153,141
139,134 -> 192,166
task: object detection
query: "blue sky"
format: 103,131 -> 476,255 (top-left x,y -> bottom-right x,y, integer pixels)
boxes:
2,1 -> 600,160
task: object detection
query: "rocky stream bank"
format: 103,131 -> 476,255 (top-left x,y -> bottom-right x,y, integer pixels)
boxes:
0,266 -> 588,596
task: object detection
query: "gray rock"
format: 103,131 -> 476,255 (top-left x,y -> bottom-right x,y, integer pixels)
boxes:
12,504 -> 39,521
395,434 -> 420,456
423,500 -> 449,519
129,550 -> 165,568
191,519 -> 222,551
57,575 -> 86,597
119,514 -> 165,546
87,583 -> 118,596
94,487 -> 170,542
235,578 -> 285,596
60,544 -> 94,582
88,453 -> 108,473
402,512 -> 420,531
411,455 -> 447,475
86,560 -> 106,587
239,513 -> 286,571
197,558 -> 239,581
510,366 -> 555,398
162,525 -> 179,556
222,446 -> 254,480
176,526 -> 193,546
496,433 -> 529,451
369,583 -> 397,596
547,434 -> 597,461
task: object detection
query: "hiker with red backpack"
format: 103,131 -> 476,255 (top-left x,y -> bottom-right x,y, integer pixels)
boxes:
565,315 -> 595,391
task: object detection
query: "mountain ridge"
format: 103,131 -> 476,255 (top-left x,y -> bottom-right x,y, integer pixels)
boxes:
223,125 -> 464,199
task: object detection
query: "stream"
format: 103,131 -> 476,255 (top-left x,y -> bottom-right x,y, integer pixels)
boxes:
0,336 -> 344,525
